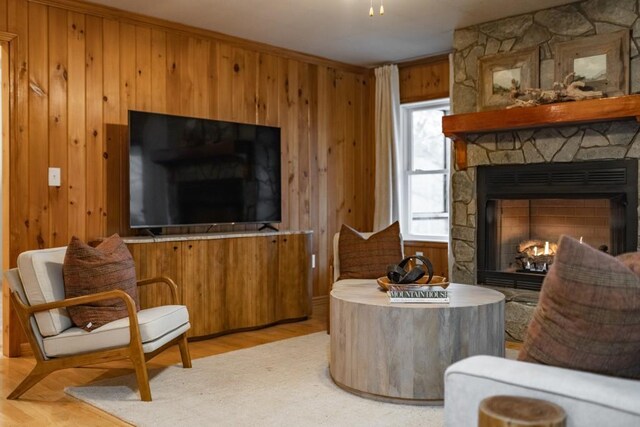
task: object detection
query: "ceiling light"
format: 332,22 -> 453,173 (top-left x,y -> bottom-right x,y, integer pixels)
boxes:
370,0 -> 384,17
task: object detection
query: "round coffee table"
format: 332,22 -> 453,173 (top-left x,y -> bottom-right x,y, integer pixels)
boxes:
329,282 -> 505,405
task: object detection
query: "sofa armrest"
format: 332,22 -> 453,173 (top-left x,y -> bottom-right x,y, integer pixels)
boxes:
444,355 -> 640,427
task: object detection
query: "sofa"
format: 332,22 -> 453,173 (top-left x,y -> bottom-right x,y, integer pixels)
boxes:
444,355 -> 640,426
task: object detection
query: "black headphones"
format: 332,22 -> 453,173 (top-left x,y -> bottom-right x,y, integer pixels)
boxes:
386,255 -> 434,285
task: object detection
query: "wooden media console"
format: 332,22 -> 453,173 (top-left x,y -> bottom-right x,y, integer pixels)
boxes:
124,231 -> 312,339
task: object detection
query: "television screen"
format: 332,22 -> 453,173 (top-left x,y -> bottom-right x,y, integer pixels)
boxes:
128,110 -> 281,228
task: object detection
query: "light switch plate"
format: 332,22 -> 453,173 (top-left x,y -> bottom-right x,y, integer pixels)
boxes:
312,254 -> 316,269
48,167 -> 61,187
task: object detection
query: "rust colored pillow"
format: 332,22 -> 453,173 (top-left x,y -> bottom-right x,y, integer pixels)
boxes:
338,222 -> 403,280
63,234 -> 140,331
518,235 -> 640,379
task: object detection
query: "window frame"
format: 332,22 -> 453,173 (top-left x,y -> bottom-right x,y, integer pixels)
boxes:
399,98 -> 451,242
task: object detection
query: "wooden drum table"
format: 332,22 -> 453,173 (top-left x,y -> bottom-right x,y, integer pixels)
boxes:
330,282 -> 505,405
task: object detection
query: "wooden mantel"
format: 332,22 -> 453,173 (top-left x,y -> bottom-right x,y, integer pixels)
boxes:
443,94 -> 640,169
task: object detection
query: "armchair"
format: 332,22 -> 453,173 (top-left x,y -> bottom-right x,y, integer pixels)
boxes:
5,246 -> 192,401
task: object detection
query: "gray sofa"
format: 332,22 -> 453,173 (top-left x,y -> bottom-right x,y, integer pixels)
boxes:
444,355 -> 640,426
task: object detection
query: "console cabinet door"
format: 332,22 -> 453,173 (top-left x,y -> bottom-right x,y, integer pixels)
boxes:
277,234 -> 312,319
182,240 -> 227,337
224,236 -> 278,330
128,242 -> 182,308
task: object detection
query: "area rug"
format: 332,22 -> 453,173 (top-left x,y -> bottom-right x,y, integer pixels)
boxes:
66,332 -> 447,426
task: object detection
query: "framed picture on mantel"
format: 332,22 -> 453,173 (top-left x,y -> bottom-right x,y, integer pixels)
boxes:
477,47 -> 540,112
554,30 -> 629,97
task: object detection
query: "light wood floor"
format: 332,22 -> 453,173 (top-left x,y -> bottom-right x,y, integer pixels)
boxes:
1,301 -> 328,426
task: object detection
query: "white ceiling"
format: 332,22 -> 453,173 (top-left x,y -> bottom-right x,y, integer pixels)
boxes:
92,0 -> 575,66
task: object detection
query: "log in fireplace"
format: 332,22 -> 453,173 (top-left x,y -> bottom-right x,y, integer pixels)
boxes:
476,159 -> 638,291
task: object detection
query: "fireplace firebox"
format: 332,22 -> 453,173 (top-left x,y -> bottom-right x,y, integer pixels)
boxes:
477,160 -> 638,291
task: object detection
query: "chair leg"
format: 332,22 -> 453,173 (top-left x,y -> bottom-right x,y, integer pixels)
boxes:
7,365 -> 51,400
178,334 -> 192,368
130,348 -> 152,401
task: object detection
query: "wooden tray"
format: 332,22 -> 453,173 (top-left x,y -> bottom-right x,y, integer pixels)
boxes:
377,275 -> 449,291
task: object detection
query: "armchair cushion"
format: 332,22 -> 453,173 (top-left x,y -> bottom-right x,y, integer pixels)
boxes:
17,247 -> 72,336
518,235 -> 640,379
43,305 -> 190,357
337,222 -> 402,280
63,234 -> 140,331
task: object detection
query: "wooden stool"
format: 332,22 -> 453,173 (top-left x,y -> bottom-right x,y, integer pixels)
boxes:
479,395 -> 566,427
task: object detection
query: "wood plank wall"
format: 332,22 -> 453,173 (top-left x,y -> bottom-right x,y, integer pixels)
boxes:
4,0 -> 374,354
398,54 -> 450,104
403,241 -> 449,278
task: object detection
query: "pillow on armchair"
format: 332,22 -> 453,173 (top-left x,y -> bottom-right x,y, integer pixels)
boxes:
337,222 -> 403,280
63,234 -> 140,331
518,235 -> 640,379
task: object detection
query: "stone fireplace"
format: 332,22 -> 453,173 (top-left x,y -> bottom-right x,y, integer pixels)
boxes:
448,0 -> 640,340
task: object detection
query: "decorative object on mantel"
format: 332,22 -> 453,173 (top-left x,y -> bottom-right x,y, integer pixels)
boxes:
554,30 -> 629,98
507,72 -> 603,109
442,94 -> 640,170
477,47 -> 539,112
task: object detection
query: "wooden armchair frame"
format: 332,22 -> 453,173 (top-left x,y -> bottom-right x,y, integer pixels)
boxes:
8,276 -> 192,401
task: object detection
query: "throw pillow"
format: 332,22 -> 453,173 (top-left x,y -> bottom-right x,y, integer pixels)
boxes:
338,222 -> 403,280
518,235 -> 640,379
616,251 -> 640,277
63,234 -> 140,331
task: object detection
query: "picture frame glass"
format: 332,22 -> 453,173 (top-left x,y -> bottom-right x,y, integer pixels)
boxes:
477,48 -> 539,112
554,30 -> 629,96
492,68 -> 522,94
573,54 -> 607,85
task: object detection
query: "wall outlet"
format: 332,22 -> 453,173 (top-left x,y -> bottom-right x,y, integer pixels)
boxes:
48,167 -> 61,187
415,251 -> 424,264
312,254 -> 316,269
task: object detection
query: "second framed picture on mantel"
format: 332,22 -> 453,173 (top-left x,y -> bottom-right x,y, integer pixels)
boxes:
554,30 -> 629,97
477,47 -> 539,112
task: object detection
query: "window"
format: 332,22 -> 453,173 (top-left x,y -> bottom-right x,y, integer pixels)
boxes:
399,98 -> 450,242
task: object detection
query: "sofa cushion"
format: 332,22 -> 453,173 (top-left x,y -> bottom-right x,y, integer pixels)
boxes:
17,247 -> 72,337
63,234 -> 140,331
43,305 -> 190,357
337,222 -> 403,280
518,235 -> 640,379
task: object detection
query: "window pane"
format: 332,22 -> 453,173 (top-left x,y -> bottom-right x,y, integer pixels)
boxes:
410,174 -> 447,214
411,217 -> 448,237
412,109 -> 445,171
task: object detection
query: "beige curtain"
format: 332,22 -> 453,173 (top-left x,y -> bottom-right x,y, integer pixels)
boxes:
373,64 -> 401,231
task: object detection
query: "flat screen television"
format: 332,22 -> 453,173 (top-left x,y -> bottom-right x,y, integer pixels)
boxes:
128,110 -> 282,229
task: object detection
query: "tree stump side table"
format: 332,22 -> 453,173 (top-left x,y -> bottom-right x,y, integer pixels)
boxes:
479,395 -> 567,427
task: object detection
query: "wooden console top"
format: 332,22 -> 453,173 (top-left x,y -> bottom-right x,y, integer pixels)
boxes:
123,230 -> 313,244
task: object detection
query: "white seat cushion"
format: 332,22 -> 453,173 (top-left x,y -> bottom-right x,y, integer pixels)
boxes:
43,305 -> 190,357
17,247 -> 71,336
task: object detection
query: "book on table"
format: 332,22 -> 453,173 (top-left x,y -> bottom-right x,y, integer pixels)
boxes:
387,284 -> 449,303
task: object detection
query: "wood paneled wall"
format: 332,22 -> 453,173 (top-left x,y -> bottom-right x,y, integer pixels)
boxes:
3,0 -> 374,354
403,241 -> 449,278
398,54 -> 450,104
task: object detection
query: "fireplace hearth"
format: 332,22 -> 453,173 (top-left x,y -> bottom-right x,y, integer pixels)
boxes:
477,159 -> 638,291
